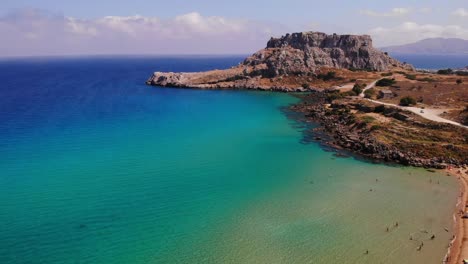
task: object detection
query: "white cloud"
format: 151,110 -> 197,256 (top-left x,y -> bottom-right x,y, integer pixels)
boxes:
0,9 -> 287,57
369,22 -> 468,46
360,8 -> 410,17
66,17 -> 98,36
453,8 -> 468,18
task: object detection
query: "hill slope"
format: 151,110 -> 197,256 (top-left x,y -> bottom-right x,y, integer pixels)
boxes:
381,38 -> 468,55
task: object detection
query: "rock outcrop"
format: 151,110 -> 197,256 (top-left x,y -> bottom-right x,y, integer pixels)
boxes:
291,93 -> 468,168
147,31 -> 413,91
245,32 -> 408,76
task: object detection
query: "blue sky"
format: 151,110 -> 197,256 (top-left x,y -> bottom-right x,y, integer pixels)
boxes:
0,0 -> 467,56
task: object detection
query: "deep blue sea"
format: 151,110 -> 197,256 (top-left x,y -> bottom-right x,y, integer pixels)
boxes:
392,53 -> 468,69
0,55 -> 458,263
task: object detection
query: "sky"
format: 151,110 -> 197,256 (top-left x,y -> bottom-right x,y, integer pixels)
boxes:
0,0 -> 467,57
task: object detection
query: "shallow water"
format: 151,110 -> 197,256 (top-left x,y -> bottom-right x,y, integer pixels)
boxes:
0,56 -> 458,263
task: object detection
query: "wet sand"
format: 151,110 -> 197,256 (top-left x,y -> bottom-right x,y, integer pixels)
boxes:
446,167 -> 468,264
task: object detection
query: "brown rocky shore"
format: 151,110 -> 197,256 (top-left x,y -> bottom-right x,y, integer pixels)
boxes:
290,92 -> 467,169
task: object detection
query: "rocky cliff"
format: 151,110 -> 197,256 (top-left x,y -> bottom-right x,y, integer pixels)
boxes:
147,32 -> 413,91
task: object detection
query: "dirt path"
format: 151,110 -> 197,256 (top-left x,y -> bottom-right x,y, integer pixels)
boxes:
359,80 -> 378,98
359,79 -> 467,128
366,98 -> 467,128
331,83 -> 354,91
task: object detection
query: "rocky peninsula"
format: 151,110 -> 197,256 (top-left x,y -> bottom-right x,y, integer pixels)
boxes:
147,32 -> 412,91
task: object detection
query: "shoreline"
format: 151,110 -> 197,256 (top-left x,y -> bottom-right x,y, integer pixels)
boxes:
446,167 -> 468,264
289,92 -> 467,169
285,94 -> 468,263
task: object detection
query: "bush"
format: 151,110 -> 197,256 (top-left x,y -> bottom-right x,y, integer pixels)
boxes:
455,71 -> 468,76
352,84 -> 363,95
417,77 -> 436,82
364,88 -> 375,98
437,68 -> 453,75
376,78 -> 396,87
374,105 -> 385,113
349,67 -> 373,72
326,91 -> 343,102
317,71 -> 337,81
343,91 -> 356,96
361,116 -> 376,124
399,96 -> 417,106
404,74 -> 417,80
456,79 -> 463,85
381,72 -> 393,77
302,83 -> 310,89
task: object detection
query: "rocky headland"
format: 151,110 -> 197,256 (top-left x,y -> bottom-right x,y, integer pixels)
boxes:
146,32 -> 412,91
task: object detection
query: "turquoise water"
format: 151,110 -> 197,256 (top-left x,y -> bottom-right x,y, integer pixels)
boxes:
0,57 -> 459,263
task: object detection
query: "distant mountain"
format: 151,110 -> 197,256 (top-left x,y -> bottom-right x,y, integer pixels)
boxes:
381,38 -> 468,55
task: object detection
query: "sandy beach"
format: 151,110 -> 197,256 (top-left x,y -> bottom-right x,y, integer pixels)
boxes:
446,167 -> 468,264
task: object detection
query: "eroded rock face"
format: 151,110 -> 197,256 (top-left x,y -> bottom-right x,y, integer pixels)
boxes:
243,32 -> 410,76
147,31 -> 413,90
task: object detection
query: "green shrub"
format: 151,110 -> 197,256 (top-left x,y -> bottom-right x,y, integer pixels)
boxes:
352,84 -> 363,95
364,88 -> 375,98
456,79 -> 463,85
326,91 -> 343,102
417,77 -> 436,82
376,78 -> 396,87
341,91 -> 354,96
381,72 -> 393,77
399,96 -> 417,106
374,105 -> 385,113
437,68 -> 453,75
455,71 -> 468,76
349,67 -> 373,72
317,71 -> 337,81
404,74 -> 417,80
361,116 -> 376,124
302,83 -> 310,89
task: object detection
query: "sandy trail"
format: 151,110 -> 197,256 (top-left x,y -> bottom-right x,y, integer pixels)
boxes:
331,83 -> 354,90
359,80 -> 378,97
359,79 -> 467,128
366,99 -> 467,128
